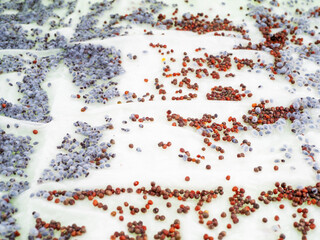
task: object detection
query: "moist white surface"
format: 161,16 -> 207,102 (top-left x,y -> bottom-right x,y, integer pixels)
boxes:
1,0 -> 320,239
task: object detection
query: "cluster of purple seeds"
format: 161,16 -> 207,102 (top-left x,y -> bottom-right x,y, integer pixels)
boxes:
0,53 -> 61,123
38,116 -> 115,183
48,0 -> 78,30
0,0 -> 70,26
0,129 -> 32,237
0,23 -> 35,50
70,0 -> 121,42
0,176 -> 30,239
0,55 -> 25,73
289,97 -> 320,135
71,0 -> 168,42
300,137 -> 320,180
64,43 -> 124,104
36,32 -> 68,50
0,0 -> 75,50
0,128 -> 33,177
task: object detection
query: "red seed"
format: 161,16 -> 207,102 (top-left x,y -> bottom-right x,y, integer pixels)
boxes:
33,130 -> 38,135
232,186 -> 238,192
185,176 -> 190,181
134,181 -> 139,186
1,103 -> 6,108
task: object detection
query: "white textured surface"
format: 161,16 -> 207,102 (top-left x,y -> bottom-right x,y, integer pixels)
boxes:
0,0 -> 320,239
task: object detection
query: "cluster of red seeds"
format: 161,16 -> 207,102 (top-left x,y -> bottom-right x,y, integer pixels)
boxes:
40,181 -> 320,239
243,100 -> 304,128
179,148 -> 205,164
149,44 -> 254,102
42,182 -> 224,228
205,217 -> 218,229
293,218 -> 316,240
229,186 -> 260,224
234,9 -> 296,82
149,43 -> 174,56
234,57 -> 255,70
206,84 -> 252,101
205,53 -> 233,72
167,110 -> 246,144
258,182 -> 320,207
157,13 -> 248,38
130,114 -> 154,122
158,141 -> 172,149
128,221 -> 147,239
33,218 -> 86,239
154,220 -> 181,239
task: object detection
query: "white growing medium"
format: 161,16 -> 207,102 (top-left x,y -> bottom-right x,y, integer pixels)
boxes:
0,0 -> 320,239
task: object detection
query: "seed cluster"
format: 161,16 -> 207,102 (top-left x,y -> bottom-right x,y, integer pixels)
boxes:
0,128 -> 33,177
206,85 -> 251,101
178,148 -> 205,165
29,212 -> 86,240
149,44 -> 259,102
34,181 -> 224,236
64,44 -> 124,104
229,187 -> 260,224
0,53 -> 60,122
38,118 -> 115,183
0,178 -> 29,239
33,180 -> 320,239
259,182 -> 320,207
243,100 -> 303,128
154,220 -> 181,239
157,12 -> 248,38
129,114 -> 154,123
258,182 -> 320,239
167,110 -> 248,151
